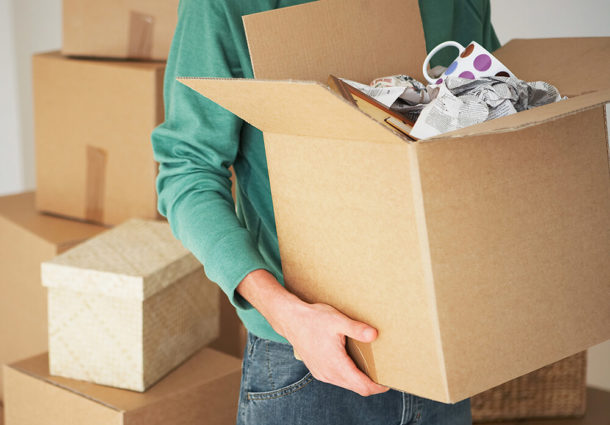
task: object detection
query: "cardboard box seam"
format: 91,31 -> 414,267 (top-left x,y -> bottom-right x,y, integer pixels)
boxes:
408,147 -> 450,401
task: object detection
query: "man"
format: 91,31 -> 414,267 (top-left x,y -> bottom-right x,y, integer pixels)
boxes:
151,1 -> 501,423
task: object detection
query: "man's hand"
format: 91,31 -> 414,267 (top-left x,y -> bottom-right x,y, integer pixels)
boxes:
237,269 -> 389,397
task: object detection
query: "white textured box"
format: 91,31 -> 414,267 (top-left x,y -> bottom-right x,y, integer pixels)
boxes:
41,219 -> 220,391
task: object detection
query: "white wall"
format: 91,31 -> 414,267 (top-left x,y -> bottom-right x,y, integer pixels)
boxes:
0,0 -> 608,391
0,0 -> 22,195
1,0 -> 62,196
491,0 -> 610,43
492,0 -> 610,393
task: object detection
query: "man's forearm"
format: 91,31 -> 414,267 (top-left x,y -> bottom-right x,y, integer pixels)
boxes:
236,269 -> 307,338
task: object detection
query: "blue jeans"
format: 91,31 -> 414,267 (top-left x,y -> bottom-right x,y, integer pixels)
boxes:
236,332 -> 472,425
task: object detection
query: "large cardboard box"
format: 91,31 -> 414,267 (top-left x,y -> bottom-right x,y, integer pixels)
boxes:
178,0 -> 610,403
62,0 -> 179,60
33,52 -> 165,226
0,191 -> 105,402
2,349 -> 241,425
41,219 -> 220,392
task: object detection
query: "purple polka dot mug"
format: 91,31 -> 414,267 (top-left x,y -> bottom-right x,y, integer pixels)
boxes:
422,40 -> 515,85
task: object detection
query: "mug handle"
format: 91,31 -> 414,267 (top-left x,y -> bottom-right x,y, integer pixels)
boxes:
422,41 -> 464,84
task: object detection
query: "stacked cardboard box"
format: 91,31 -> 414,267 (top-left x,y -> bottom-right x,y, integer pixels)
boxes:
32,52 -> 165,225
62,0 -> 180,60
2,1 -> 246,423
0,192 -> 105,402
3,350 -> 241,425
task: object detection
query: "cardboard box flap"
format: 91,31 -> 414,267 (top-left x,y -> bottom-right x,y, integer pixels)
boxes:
435,88 -> 610,140
6,350 -> 240,413
243,0 -> 427,84
178,77 -> 405,144
494,37 -> 610,97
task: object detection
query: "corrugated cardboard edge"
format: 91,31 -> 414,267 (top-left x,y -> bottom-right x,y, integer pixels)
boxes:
408,145 -> 450,401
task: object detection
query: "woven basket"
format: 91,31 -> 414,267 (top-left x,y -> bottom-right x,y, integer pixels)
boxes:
42,219 -> 220,392
471,351 -> 587,422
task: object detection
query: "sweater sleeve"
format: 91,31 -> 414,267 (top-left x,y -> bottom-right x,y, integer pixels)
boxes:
151,0 -> 271,309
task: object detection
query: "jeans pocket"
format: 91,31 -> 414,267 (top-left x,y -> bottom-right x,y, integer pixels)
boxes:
247,372 -> 314,401
245,334 -> 314,401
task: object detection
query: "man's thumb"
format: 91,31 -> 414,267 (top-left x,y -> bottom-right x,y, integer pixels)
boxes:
343,320 -> 377,343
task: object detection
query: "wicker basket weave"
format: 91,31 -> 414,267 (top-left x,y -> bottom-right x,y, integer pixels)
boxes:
471,351 -> 587,422
42,219 -> 220,392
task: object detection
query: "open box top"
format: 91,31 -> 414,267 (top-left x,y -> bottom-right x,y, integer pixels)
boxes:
179,0 -> 610,143
177,0 -> 610,403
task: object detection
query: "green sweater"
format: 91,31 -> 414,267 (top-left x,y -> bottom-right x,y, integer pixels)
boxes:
151,0 -> 501,344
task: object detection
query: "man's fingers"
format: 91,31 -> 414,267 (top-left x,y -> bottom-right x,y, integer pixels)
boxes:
338,317 -> 378,343
328,350 -> 390,397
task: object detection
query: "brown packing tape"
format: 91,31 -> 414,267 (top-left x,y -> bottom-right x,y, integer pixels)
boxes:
128,10 -> 155,59
85,145 -> 107,223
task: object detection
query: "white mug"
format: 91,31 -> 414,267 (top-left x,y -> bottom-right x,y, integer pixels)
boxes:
422,40 -> 515,84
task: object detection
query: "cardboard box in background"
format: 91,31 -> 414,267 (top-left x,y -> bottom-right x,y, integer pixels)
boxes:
62,0 -> 179,60
209,295 -> 247,359
3,349 -> 241,425
33,52 -> 165,226
42,219 -> 220,392
179,0 -> 610,403
0,191 -> 105,402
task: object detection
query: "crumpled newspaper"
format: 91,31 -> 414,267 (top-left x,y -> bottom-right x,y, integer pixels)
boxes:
410,76 -> 563,139
369,75 -> 440,123
343,75 -> 440,123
